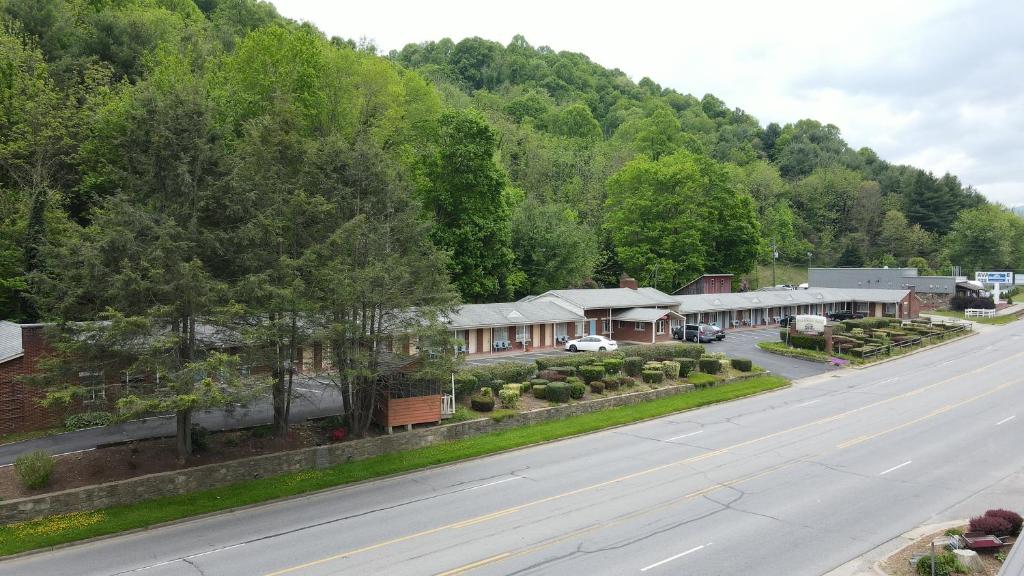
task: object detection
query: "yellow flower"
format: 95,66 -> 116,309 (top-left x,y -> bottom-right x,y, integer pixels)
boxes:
9,511 -> 106,538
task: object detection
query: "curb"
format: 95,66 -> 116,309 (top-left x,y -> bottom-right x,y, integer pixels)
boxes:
0,376 -> 790,561
825,519 -> 967,576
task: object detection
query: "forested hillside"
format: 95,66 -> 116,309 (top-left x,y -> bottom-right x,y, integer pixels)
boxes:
2,0 -> 1023,325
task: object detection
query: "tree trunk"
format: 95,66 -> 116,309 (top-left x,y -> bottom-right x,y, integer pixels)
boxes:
272,368 -> 287,437
176,409 -> 192,463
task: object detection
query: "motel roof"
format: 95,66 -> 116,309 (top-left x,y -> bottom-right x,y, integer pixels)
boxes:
672,287 -> 912,313
527,287 -> 678,311
0,321 -> 23,364
612,308 -> 685,323
445,301 -> 585,330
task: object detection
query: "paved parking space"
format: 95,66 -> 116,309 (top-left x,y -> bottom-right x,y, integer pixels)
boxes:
465,327 -> 834,381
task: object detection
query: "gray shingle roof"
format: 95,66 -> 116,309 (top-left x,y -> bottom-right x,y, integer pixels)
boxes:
673,287 -> 910,313
532,287 -> 678,310
613,308 -> 684,323
445,301 -> 585,329
0,321 -> 24,364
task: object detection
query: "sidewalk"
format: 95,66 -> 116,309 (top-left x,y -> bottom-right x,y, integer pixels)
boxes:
0,376 -> 342,466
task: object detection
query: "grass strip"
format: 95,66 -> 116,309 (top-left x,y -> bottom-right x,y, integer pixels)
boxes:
0,375 -> 787,556
927,309 -> 1018,325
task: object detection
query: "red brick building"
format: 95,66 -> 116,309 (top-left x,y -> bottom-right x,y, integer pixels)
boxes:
0,322 -> 70,434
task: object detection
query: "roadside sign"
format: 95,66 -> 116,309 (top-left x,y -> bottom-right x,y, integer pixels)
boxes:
976,271 -> 1013,284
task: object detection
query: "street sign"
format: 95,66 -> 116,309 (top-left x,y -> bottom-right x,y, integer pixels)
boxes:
976,271 -> 1013,284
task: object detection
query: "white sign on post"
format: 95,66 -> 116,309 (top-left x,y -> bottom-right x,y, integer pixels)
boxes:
976,271 -> 1013,284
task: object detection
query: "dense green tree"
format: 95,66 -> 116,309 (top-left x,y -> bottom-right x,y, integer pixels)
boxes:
510,195 -> 599,295
944,205 -> 1019,274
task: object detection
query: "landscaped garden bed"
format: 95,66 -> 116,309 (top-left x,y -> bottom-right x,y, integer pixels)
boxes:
880,509 -> 1021,575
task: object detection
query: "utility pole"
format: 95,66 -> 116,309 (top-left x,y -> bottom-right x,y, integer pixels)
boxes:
771,242 -> 778,287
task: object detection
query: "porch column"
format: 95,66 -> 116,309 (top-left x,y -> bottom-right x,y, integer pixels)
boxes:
651,322 -> 656,344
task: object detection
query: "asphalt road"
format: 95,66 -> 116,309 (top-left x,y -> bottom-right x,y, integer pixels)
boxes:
468,327 -> 835,381
4,323 -> 1024,576
0,376 -> 343,466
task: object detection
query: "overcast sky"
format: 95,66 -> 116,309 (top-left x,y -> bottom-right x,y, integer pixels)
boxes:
270,0 -> 1024,206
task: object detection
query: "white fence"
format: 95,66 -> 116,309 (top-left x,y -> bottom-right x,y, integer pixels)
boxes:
441,394 -> 456,419
964,308 -> 996,318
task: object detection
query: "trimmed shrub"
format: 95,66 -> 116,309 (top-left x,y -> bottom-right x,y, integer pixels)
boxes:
477,387 -> 493,398
488,379 -> 507,396
621,376 -> 637,387
678,358 -> 696,378
689,373 -> 715,388
579,364 -> 606,384
602,358 -> 624,375
641,369 -> 664,384
730,358 -> 753,372
498,389 -> 520,409
15,450 -> 54,489
519,380 -> 533,392
970,514 -> 1013,536
565,375 -> 583,386
602,377 -> 620,391
698,358 -> 721,374
64,411 -> 113,430
503,383 -> 523,394
453,372 -> 479,398
536,352 -> 623,371
530,378 -> 551,389
703,351 -> 727,360
789,334 -> 826,351
546,382 -> 570,403
619,342 -> 704,361
537,370 -> 564,382
643,361 -> 663,370
550,366 -> 576,378
661,360 -> 680,379
984,509 -> 1023,535
471,393 -> 495,412
532,384 -> 547,399
568,380 -> 586,399
589,380 -> 605,394
622,356 -> 645,377
468,362 -> 536,387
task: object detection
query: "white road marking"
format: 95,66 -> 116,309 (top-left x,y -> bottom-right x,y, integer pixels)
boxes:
794,399 -> 820,408
879,460 -> 913,476
996,415 -> 1016,426
939,360 -> 955,366
667,430 -> 703,441
877,377 -> 898,386
467,476 -> 523,491
640,543 -> 711,572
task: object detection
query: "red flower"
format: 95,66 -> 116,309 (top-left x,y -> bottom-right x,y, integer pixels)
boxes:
330,427 -> 347,442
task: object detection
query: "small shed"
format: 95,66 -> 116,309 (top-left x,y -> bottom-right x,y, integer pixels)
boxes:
373,362 -> 447,434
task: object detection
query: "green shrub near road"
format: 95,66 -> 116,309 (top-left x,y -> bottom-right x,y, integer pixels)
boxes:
730,358 -> 753,372
64,412 -> 113,431
532,385 -> 547,399
454,373 -> 479,398
620,342 -> 703,361
698,358 -> 721,374
15,451 -> 54,490
0,376 -> 788,556
661,360 -> 680,379
602,358 -> 623,375
579,365 -> 606,384
915,552 -> 965,576
678,358 -> 696,377
602,376 -> 620,391
498,389 -> 520,409
471,390 -> 495,412
622,357 -> 645,376
546,382 -> 570,403
568,380 -> 586,399
530,379 -> 550,389
589,380 -> 605,394
641,369 -> 664,384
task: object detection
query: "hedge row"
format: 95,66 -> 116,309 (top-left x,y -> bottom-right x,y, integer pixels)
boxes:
619,342 -> 704,361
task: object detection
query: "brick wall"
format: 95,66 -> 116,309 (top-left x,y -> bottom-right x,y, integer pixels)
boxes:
0,325 -> 68,434
0,373 -> 768,524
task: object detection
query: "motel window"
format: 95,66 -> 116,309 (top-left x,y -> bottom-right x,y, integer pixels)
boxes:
575,321 -> 585,336
515,325 -> 529,343
555,323 -> 568,338
656,320 -> 665,334
79,371 -> 105,404
855,302 -> 870,313
602,319 -> 610,333
885,303 -> 897,315
493,327 -> 509,342
634,321 -> 644,331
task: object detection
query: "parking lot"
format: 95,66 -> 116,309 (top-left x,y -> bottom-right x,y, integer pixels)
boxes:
466,327 -> 834,381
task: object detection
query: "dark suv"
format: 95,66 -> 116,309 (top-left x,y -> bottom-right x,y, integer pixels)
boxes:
826,310 -> 865,321
673,323 -> 723,343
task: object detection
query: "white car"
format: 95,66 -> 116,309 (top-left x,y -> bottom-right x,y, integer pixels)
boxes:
565,335 -> 618,352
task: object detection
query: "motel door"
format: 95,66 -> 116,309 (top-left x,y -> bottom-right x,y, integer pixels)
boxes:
589,319 -> 597,335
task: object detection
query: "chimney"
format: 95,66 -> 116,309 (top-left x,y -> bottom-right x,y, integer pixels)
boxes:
619,273 -> 638,290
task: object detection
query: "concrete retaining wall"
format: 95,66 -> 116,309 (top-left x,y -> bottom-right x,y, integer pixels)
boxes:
1,375 -> 760,524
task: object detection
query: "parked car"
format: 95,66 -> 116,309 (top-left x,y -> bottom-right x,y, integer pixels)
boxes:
672,323 -> 719,343
565,335 -> 618,352
826,310 -> 866,321
779,315 -> 796,327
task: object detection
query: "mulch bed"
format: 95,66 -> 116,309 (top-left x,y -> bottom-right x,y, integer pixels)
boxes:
881,525 -> 1009,576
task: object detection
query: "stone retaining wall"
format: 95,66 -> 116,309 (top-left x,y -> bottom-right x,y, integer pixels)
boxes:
1,374 -> 762,524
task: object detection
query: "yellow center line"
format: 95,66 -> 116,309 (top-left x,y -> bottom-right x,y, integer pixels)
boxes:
262,349 -> 1024,576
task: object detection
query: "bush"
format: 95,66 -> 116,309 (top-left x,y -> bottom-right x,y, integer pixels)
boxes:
601,358 -> 623,375
622,356 -> 645,376
603,377 -> 620,391
191,425 -> 209,453
64,411 -> 113,431
689,373 -> 715,388
621,376 -> 637,387
536,352 -> 622,371
730,358 -> 753,372
530,378 -> 551,390
503,383 -> 523,394
915,552 -> 965,576
579,364 -> 606,384
950,294 -> 995,311
487,379 -> 506,396
498,389 -> 520,409
532,384 -> 547,399
477,387 -> 493,398
471,392 -> 495,412
16,450 -> 54,489
698,358 -> 721,374
970,514 -> 1013,536
641,369 -> 664,384
619,342 -> 704,361
453,372 -> 479,399
546,382 -> 570,403
519,380 -> 533,392
589,380 -> 605,394
549,366 -> 576,378
984,509 -> 1023,535
537,370 -> 565,382
568,380 -> 586,399
661,360 -> 680,379
789,333 -> 826,351
678,358 -> 696,377
468,362 -> 536,388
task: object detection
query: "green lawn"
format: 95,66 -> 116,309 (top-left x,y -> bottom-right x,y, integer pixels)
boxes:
742,263 -> 808,290
0,375 -> 788,556
927,309 -> 1019,325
